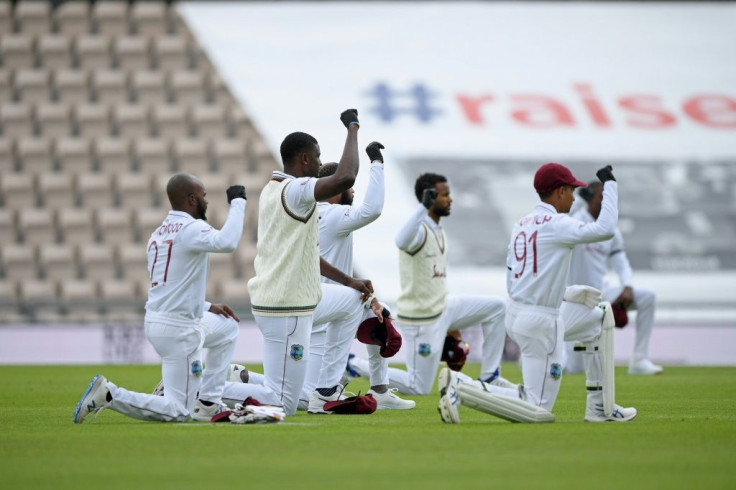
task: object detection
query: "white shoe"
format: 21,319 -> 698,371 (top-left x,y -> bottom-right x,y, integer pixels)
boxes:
437,367 -> 460,424
488,375 -> 518,390
228,364 -> 248,383
307,385 -> 347,414
584,403 -> 637,423
192,399 -> 228,422
73,374 -> 110,424
368,388 -> 416,410
629,359 -> 663,375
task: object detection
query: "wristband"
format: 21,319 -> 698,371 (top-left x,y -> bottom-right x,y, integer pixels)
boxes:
348,121 -> 360,127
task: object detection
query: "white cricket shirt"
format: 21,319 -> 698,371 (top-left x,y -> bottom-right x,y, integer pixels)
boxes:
319,162 -> 384,281
506,181 -> 619,309
145,199 -> 245,323
568,209 -> 633,290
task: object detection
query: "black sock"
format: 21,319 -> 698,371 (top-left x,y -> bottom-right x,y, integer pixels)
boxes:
199,399 -> 214,406
371,385 -> 388,394
106,392 -> 112,403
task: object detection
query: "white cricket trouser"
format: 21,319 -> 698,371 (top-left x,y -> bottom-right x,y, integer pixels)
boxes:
508,299 -> 605,412
108,319 -> 205,422
384,294 -> 506,395
198,311 -> 239,405
565,285 -> 656,371
222,315 -> 312,416
299,283 -> 364,407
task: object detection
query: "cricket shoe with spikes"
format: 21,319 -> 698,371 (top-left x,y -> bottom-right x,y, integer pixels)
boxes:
73,374 -> 110,424
584,403 -> 637,423
437,367 -> 461,424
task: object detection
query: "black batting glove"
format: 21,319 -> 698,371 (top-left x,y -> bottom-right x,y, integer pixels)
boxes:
366,141 -> 385,163
422,188 -> 437,209
226,185 -> 247,203
340,109 -> 359,129
596,165 -> 616,183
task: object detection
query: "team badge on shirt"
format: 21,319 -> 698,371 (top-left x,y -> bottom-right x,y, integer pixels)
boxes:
418,343 -> 431,357
191,360 -> 203,377
290,344 -> 304,361
550,363 -> 562,380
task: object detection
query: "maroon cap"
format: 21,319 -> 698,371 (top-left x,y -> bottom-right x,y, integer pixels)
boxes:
534,163 -> 587,194
356,317 -> 402,358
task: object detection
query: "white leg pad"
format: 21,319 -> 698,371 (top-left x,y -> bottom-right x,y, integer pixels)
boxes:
600,302 -> 616,417
456,384 -> 554,423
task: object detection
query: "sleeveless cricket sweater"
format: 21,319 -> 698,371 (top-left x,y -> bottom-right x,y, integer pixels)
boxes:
396,222 -> 448,325
248,178 -> 322,316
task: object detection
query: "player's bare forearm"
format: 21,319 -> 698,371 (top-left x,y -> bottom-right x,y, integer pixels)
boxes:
319,257 -> 353,285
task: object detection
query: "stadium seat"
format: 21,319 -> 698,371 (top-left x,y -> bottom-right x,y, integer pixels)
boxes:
55,137 -> 93,175
14,69 -> 49,104
16,137 -> 53,174
0,138 -> 14,173
209,250 -> 237,280
1,35 -> 35,70
0,280 -> 22,322
113,104 -> 150,139
60,279 -> 101,321
55,1 -> 90,36
170,70 -> 206,105
58,207 -> 95,246
76,35 -> 111,71
38,243 -> 77,281
78,243 -> 117,281
94,137 -> 131,173
0,70 -> 12,103
92,70 -> 129,105
229,107 -> 256,141
93,2 -> 130,37
53,69 -> 89,104
14,1 -> 51,36
73,104 -> 110,138
154,36 -> 190,71
114,36 -> 151,71
131,2 -> 170,37
134,207 -> 167,242
37,172 -> 75,208
151,104 -> 189,138
100,279 -> 143,321
133,138 -> 171,175
212,138 -> 247,176
117,242 -> 150,283
76,172 -> 115,208
17,208 -> 57,244
172,138 -> 210,175
36,103 -> 71,138
131,70 -> 167,105
1,103 -> 33,138
0,3 -> 12,35
96,207 -> 133,244
20,279 -> 62,322
38,35 -> 72,70
235,242 -> 257,281
115,173 -> 154,210
190,104 -> 228,139
218,278 -> 250,305
0,172 -> 36,210
1,244 -> 37,281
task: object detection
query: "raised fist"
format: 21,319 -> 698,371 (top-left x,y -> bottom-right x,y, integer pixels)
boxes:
365,141 -> 385,163
226,185 -> 247,203
422,188 -> 437,210
596,165 -> 616,183
340,109 -> 359,129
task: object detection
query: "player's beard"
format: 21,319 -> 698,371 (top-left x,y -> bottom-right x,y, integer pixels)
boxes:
340,191 -> 353,206
195,200 -> 208,221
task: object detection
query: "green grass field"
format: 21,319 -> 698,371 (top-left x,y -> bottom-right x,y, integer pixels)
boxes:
1,364 -> 734,490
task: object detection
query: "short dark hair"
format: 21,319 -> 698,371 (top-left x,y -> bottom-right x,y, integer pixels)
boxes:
414,173 -> 447,202
578,181 -> 603,202
318,162 -> 339,178
280,131 -> 318,166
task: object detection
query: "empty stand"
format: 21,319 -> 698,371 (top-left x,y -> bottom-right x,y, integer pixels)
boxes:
154,36 -> 189,71
131,2 -> 171,37
170,70 -> 205,105
76,35 -> 111,70
36,103 -> 71,138
131,70 -> 167,105
53,69 -> 89,104
1,35 -> 34,70
1,103 -> 33,137
78,243 -> 117,281
134,207 -> 167,242
133,138 -> 170,175
20,279 -> 60,322
96,207 -> 133,244
14,69 -> 48,103
212,138 -> 247,176
93,2 -> 130,37
1,244 -> 37,281
76,172 -> 114,208
58,207 -> 95,246
17,207 -> 56,244
0,70 -> 12,102
115,173 -> 154,209
117,242 -> 149,283
74,104 -> 110,138
173,138 -> 209,175
60,279 -> 100,321
15,2 -> 51,36
190,104 -> 227,139
152,104 -> 189,138
0,138 -> 14,173
114,36 -> 150,71
113,103 -> 150,139
0,172 -> 35,209
55,2 -> 90,36
94,137 -> 130,173
92,69 -> 129,105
